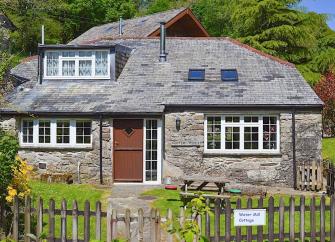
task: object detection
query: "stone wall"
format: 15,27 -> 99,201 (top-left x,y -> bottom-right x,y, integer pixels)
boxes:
0,116 -> 113,185
164,111 -> 322,187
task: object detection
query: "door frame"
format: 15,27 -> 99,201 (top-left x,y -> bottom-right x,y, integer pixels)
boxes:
112,118 -> 162,185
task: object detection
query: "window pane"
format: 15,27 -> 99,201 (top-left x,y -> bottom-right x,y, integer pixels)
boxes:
244,126 -> 258,150
62,61 -> 75,76
207,117 -> 221,150
221,69 -> 238,81
22,120 -> 34,143
57,121 -> 70,144
39,120 -> 51,144
245,116 -> 258,123
79,60 -> 92,76
46,52 -> 59,76
95,51 -> 108,76
76,121 -> 91,144
79,51 -> 92,57
145,120 -> 158,181
225,126 -> 239,150
62,51 -> 75,57
188,69 -> 205,81
225,116 -> 240,123
263,116 -> 277,150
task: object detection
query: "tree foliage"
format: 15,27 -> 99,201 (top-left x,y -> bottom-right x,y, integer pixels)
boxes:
314,70 -> 335,135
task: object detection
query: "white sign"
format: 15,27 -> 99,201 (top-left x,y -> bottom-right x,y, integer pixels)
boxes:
234,209 -> 266,226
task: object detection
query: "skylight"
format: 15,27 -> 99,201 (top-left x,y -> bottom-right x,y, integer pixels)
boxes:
188,69 -> 205,81
221,69 -> 238,82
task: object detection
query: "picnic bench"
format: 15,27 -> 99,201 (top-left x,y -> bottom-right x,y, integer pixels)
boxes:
180,176 -> 230,195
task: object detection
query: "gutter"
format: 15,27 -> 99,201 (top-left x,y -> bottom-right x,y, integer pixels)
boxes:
0,111 -> 163,117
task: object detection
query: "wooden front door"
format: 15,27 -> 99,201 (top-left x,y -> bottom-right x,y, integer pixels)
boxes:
113,119 -> 143,182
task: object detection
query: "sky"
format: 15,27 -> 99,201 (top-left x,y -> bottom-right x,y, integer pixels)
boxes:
299,0 -> 335,29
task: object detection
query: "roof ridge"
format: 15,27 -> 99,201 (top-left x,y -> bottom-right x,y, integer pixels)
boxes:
90,7 -> 187,29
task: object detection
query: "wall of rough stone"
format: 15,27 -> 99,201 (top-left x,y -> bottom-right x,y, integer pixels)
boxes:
163,111 -> 322,187
0,116 -> 113,185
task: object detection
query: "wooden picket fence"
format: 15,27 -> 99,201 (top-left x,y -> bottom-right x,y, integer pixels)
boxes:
326,161 -> 335,195
296,161 -> 323,191
10,195 -> 335,242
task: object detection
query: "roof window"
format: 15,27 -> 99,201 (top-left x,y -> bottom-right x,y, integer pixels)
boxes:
221,69 -> 238,82
188,69 -> 205,81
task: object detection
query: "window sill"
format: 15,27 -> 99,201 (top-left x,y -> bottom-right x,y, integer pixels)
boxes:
203,151 -> 281,157
20,145 -> 93,151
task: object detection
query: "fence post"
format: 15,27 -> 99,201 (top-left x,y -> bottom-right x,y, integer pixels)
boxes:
268,197 -> 274,242
36,197 -> 43,242
279,197 -> 285,242
151,208 -> 156,242
312,161 -> 316,190
107,202 -> 112,242
300,195 -> 305,242
236,198 -> 242,242
24,196 -> 31,242
12,196 -> 19,241
320,195 -> 325,242
61,199 -> 67,242
225,198 -> 231,242
166,208 -> 173,242
84,200 -> 90,242
96,201 -> 102,241
138,208 -> 144,242
155,210 -> 161,242
214,198 -> 220,242
310,196 -> 316,242
125,209 -> 131,241
332,195 -> 335,241
289,196 -> 295,242
246,198 -> 252,242
257,197 -> 263,242
48,199 -> 55,242
112,209 -> 117,240
179,207 -> 185,242
72,200 -> 78,242
205,198 -> 210,239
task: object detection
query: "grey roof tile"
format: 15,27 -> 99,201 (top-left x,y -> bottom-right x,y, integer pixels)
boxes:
2,38 -> 322,114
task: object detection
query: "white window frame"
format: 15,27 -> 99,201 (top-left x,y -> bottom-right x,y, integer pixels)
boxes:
43,50 -> 110,80
20,118 -> 92,148
143,119 -> 162,185
204,114 -> 280,154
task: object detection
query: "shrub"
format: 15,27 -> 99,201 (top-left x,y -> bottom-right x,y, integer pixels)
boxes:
314,70 -> 335,136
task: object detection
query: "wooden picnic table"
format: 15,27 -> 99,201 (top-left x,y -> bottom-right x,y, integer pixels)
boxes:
180,176 -> 230,195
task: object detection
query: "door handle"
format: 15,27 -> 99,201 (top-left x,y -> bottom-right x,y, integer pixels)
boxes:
114,141 -> 119,146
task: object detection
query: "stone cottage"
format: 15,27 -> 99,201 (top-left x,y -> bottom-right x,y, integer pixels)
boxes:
0,8 -> 323,187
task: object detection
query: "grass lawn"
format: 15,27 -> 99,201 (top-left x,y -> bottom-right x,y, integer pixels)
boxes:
322,137 -> 335,163
143,188 -> 331,240
29,181 -> 110,240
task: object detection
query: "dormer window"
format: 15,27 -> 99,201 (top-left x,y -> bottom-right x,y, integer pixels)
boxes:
44,49 -> 110,79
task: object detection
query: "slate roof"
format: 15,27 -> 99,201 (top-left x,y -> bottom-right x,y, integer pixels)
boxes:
1,38 -> 322,114
69,8 -> 186,45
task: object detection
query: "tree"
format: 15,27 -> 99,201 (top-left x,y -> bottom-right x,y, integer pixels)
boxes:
314,70 -> 335,136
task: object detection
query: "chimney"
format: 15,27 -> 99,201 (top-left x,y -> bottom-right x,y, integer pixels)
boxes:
119,17 -> 123,36
159,22 -> 167,62
41,25 -> 45,45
